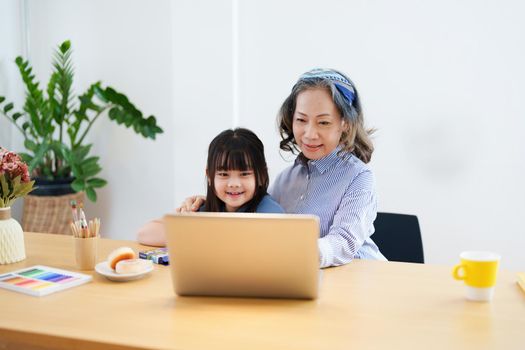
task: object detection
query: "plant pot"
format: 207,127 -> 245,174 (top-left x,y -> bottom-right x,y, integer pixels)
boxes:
22,190 -> 85,235
31,177 -> 75,196
0,207 -> 26,264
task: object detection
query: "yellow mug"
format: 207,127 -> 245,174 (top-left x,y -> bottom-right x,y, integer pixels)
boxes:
452,251 -> 500,301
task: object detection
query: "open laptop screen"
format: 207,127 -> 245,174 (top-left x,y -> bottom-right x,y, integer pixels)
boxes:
164,212 -> 320,299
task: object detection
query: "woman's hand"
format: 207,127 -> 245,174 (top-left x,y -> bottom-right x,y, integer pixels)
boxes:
175,195 -> 206,212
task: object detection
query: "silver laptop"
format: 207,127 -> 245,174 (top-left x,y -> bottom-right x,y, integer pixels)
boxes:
164,212 -> 320,299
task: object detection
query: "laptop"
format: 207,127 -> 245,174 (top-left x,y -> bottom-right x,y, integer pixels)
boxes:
164,212 -> 320,299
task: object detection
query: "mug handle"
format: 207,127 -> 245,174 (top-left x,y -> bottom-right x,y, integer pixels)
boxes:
452,264 -> 467,280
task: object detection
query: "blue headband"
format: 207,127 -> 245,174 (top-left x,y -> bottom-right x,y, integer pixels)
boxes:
299,69 -> 355,105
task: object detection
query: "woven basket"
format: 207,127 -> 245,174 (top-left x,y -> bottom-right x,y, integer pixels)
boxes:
22,192 -> 85,235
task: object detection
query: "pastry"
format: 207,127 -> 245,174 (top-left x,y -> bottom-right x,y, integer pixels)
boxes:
107,247 -> 136,270
115,259 -> 152,274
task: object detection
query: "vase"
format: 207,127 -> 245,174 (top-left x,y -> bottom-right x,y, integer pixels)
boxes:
0,207 -> 26,264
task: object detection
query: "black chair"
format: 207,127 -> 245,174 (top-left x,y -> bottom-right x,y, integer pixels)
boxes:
371,212 -> 424,263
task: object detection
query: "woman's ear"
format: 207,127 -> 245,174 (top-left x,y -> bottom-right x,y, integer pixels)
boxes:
342,119 -> 351,133
339,119 -> 351,144
205,169 -> 211,186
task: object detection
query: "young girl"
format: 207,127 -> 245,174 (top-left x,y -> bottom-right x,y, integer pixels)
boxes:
137,128 -> 283,246
179,68 -> 386,268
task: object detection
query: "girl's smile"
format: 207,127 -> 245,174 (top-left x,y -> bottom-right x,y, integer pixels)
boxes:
225,190 -> 245,197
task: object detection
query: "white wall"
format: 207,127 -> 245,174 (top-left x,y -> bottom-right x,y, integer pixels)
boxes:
3,0 -> 525,269
0,0 -> 24,153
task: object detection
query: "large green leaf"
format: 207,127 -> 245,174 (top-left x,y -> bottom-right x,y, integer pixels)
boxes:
73,144 -> 92,162
81,162 -> 102,178
71,179 -> 85,192
85,187 -> 97,202
71,163 -> 83,177
86,178 -> 107,188
81,156 -> 100,167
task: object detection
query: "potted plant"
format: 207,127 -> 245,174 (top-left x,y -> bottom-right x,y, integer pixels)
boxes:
0,40 -> 163,201
0,40 -> 163,234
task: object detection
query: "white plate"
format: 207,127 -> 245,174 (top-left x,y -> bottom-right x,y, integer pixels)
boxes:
95,261 -> 153,282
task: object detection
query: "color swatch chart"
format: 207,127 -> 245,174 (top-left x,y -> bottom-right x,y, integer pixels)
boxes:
0,265 -> 92,297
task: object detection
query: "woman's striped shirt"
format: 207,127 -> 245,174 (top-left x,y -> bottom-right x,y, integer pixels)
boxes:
269,147 -> 386,268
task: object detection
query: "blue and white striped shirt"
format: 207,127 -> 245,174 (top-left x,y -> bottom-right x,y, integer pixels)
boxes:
269,147 -> 386,268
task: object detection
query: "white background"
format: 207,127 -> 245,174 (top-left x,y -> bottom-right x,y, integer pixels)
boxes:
1,0 -> 524,270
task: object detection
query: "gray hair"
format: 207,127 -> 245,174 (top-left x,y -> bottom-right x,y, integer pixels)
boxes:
277,69 -> 375,163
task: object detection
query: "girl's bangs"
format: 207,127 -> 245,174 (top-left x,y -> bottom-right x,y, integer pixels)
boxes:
214,148 -> 254,171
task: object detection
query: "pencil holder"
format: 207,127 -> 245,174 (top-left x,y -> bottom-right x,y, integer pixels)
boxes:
74,236 -> 98,270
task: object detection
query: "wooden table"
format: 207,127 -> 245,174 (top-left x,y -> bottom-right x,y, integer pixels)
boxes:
0,232 -> 523,350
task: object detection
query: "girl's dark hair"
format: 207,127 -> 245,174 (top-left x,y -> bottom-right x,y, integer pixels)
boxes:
277,69 -> 375,163
204,128 -> 269,212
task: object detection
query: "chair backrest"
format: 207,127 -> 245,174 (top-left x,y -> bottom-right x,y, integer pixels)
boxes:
371,212 -> 424,263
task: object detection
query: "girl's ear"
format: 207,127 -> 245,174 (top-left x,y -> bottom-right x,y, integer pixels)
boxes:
205,169 -> 211,186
